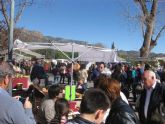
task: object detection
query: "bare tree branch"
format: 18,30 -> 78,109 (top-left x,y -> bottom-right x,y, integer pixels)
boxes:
140,16 -> 145,37
150,0 -> 158,17
154,25 -> 165,42
14,0 -> 34,24
0,20 -> 6,30
0,0 -> 10,28
127,0 -> 165,57
138,0 -> 149,16
14,3 -> 26,24
149,25 -> 165,51
0,0 -> 34,49
15,0 -> 34,7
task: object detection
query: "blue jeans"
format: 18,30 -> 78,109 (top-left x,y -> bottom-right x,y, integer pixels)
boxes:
54,75 -> 61,84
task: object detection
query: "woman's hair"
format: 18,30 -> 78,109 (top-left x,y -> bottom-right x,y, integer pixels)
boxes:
54,98 -> 69,123
94,74 -> 107,88
97,77 -> 121,103
80,64 -> 86,70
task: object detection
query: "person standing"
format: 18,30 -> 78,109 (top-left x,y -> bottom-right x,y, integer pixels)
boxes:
78,64 -> 88,83
92,62 -> 107,87
38,85 -> 61,124
59,63 -> 67,84
52,65 -> 61,84
0,63 -> 36,124
138,70 -> 165,124
30,59 -> 48,86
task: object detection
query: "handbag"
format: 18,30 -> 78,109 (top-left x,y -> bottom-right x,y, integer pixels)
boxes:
150,102 -> 165,124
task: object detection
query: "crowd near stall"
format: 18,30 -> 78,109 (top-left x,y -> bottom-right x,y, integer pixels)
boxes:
0,39 -> 165,124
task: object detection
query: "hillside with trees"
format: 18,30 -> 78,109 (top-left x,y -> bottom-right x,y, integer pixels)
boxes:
17,29 -> 165,59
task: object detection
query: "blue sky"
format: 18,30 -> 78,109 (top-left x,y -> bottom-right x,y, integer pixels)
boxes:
17,0 -> 165,53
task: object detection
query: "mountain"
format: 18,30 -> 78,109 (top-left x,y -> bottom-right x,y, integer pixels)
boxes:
17,28 -> 165,58
118,50 -> 165,60
17,28 -> 104,47
15,29 -> 48,42
45,36 -> 88,45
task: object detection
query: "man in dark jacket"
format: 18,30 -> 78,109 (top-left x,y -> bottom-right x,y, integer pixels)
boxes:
138,70 -> 165,124
30,59 -> 48,86
67,89 -> 110,124
106,97 -> 140,124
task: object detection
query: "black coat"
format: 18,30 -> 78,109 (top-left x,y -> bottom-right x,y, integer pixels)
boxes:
30,64 -> 46,81
138,82 -> 165,124
67,116 -> 95,124
105,97 -> 140,124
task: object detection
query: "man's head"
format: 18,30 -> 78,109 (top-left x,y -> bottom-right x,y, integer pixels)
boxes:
98,62 -> 105,73
142,70 -> 156,89
36,59 -> 42,65
48,85 -> 61,99
80,88 -> 110,124
0,61 -> 13,90
137,64 -> 141,68
0,70 -> 12,89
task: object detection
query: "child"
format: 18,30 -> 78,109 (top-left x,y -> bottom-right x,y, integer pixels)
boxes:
76,77 -> 87,94
50,98 -> 69,124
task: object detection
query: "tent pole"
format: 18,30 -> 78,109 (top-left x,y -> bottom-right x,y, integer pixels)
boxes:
70,43 -> 74,101
19,49 -> 22,68
73,46 -> 93,61
50,42 -> 73,62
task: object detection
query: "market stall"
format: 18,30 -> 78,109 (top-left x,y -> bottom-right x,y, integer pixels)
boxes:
13,39 -> 118,101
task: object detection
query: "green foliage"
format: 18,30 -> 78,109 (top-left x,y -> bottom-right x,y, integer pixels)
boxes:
34,49 -> 78,59
158,60 -> 165,66
118,53 -> 127,60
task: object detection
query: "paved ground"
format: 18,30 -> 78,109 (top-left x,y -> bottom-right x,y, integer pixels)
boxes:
47,73 -> 94,87
128,90 -> 139,118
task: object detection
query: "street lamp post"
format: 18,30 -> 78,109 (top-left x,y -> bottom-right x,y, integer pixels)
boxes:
8,0 -> 14,62
8,0 -> 15,96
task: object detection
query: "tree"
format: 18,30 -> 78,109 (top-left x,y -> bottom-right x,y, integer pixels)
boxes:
94,42 -> 105,48
111,42 -> 115,49
0,0 -> 33,49
134,0 -> 165,57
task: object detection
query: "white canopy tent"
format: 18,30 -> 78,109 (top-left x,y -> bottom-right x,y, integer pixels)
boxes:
14,39 -> 118,63
15,49 -> 45,59
13,52 -> 31,60
14,39 -> 45,59
77,49 -> 117,62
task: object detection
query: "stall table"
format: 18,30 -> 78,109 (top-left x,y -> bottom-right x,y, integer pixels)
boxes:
12,77 -> 29,89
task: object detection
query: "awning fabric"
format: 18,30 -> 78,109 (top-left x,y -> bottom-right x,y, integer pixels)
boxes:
14,39 -> 118,62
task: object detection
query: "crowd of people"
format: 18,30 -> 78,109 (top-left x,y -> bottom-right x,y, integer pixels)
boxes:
0,56 -> 165,124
